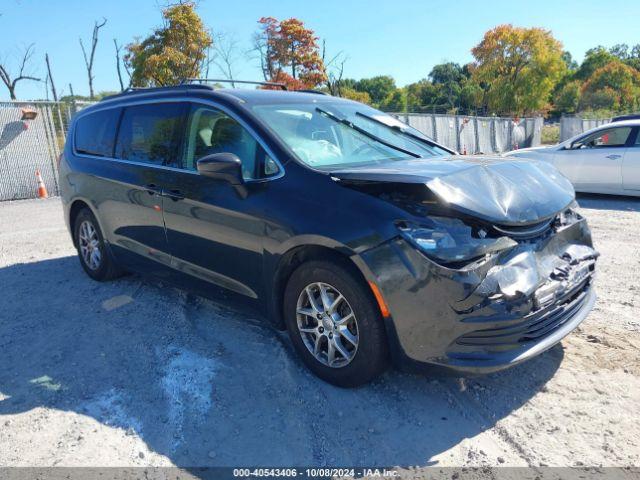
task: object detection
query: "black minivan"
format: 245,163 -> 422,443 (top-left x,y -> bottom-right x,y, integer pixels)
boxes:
61,83 -> 598,387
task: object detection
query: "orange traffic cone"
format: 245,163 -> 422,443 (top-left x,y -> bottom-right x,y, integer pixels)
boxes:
36,170 -> 48,198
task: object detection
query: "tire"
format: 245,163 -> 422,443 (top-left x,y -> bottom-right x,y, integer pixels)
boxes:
283,260 -> 389,387
73,208 -> 123,281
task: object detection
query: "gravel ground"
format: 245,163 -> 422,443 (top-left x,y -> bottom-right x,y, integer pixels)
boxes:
0,195 -> 638,470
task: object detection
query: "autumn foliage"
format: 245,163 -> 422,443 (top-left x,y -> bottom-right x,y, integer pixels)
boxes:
125,2 -> 212,87
254,17 -> 326,90
580,61 -> 640,111
470,25 -> 566,115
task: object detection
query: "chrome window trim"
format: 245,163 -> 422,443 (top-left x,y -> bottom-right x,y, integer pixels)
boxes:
71,95 -> 285,183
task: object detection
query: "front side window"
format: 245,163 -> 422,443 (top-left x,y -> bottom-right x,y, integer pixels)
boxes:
183,105 -> 279,180
115,103 -> 186,167
251,102 -> 449,170
575,127 -> 632,149
74,108 -> 121,157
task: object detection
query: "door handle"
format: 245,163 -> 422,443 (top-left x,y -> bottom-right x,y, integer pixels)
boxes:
145,183 -> 162,195
606,154 -> 622,160
164,189 -> 185,201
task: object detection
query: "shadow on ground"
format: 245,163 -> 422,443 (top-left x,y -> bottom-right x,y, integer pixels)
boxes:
576,192 -> 640,212
0,256 -> 563,470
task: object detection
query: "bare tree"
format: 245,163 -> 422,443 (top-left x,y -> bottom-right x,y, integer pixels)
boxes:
113,39 -> 130,91
0,44 -> 40,100
45,53 -> 58,101
252,28 -> 281,83
80,18 -> 107,99
211,32 -> 241,86
321,40 -> 347,96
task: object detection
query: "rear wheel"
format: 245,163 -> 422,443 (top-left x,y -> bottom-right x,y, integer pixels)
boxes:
283,260 -> 389,387
74,208 -> 123,281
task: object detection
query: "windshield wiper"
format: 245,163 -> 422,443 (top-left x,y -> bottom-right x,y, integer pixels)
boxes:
355,112 -> 455,154
315,107 -> 420,158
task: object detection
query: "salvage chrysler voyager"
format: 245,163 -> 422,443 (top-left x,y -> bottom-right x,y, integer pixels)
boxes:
60,81 -> 598,387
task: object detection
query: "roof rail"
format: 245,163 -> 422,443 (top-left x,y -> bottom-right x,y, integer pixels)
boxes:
100,83 -> 212,101
295,89 -> 328,95
184,78 -> 288,91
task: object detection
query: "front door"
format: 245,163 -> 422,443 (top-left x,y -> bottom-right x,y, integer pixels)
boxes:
557,126 -> 632,192
161,103 -> 282,300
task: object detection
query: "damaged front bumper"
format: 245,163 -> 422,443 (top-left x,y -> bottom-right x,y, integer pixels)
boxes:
359,216 -> 598,375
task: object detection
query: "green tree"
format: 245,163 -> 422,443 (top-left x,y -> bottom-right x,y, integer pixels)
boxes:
353,75 -> 396,106
610,43 -> 630,60
471,24 -> 567,115
581,61 -> 640,112
553,80 -> 582,113
458,77 -> 485,113
125,2 -> 212,87
575,46 -> 616,80
339,87 -> 371,104
580,87 -> 619,111
405,79 -> 440,112
561,51 -> 578,71
429,62 -> 464,111
624,44 -> 640,72
379,89 -> 406,112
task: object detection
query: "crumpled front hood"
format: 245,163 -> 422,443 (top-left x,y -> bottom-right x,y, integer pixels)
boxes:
330,156 -> 575,225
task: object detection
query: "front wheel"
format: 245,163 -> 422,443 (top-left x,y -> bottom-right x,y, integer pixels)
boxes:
283,260 -> 389,387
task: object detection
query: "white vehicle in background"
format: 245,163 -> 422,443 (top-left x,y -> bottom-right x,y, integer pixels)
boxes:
504,120 -> 640,196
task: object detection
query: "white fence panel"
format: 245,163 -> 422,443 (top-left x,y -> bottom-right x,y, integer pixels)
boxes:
396,113 -> 543,154
559,116 -> 611,142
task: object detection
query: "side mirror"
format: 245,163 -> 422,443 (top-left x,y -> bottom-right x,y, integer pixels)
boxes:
196,153 -> 243,185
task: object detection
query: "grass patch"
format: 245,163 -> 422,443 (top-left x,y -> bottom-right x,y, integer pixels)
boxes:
541,124 -> 560,145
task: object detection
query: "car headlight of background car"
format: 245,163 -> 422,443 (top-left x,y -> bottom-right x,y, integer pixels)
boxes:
397,217 -> 517,266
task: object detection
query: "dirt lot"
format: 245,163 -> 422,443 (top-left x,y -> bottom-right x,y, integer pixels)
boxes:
0,195 -> 638,470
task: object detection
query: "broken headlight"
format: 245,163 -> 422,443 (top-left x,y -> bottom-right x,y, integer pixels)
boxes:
558,200 -> 581,227
397,217 -> 517,266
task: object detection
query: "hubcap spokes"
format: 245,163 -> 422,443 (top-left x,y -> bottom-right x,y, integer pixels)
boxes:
79,220 -> 101,270
296,282 -> 359,368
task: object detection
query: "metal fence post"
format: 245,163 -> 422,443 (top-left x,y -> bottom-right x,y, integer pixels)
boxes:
473,117 -> 480,154
431,113 -> 438,142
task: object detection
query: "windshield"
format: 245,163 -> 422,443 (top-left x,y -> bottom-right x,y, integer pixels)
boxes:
252,101 -> 450,170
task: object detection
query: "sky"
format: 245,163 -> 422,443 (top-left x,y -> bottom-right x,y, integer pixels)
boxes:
1,0 -> 639,101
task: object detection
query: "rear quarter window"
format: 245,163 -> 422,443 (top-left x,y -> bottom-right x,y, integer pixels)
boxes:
74,108 -> 121,157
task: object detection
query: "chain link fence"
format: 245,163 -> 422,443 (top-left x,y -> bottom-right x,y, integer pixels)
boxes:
392,113 -> 543,154
0,101 -> 93,201
559,115 -> 612,143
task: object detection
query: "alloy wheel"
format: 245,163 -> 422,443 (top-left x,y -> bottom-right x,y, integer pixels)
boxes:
78,220 -> 102,271
296,282 -> 359,368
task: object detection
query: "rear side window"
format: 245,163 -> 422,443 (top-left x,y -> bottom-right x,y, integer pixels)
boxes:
74,108 -> 121,157
115,103 -> 186,167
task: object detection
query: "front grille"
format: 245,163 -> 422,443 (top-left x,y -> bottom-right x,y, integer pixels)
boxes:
455,276 -> 591,349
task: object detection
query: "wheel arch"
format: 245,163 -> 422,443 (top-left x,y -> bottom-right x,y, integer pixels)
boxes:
68,198 -> 103,248
268,243 -> 378,330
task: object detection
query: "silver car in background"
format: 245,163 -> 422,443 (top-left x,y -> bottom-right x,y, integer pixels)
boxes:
504,120 -> 640,196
